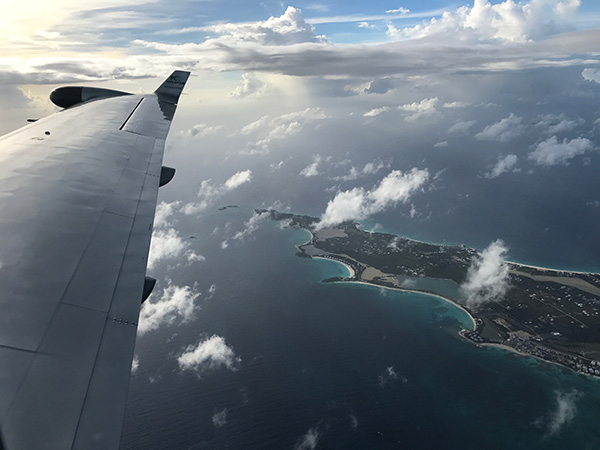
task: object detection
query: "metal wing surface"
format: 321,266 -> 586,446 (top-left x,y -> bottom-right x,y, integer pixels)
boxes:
0,70 -> 190,449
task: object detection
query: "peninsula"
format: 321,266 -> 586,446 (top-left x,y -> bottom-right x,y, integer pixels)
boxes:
261,209 -> 600,378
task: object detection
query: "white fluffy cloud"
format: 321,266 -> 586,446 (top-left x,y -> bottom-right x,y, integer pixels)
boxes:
300,155 -> 322,177
537,390 -> 583,436
232,210 -> 270,241
182,170 -> 253,215
534,114 -> 583,135
582,68 -> 600,84
212,408 -> 228,428
398,97 -> 440,121
154,201 -> 180,229
316,168 -> 429,229
138,283 -> 201,335
293,426 -> 321,450
476,113 -> 524,142
364,106 -> 390,117
177,335 -> 241,375
148,228 -> 188,270
528,136 -> 594,166
388,0 -> 581,43
225,169 -> 253,190
242,108 -> 329,153
448,120 -> 476,134
460,239 -> 510,308
182,123 -> 223,138
485,154 -> 518,178
230,72 -> 269,98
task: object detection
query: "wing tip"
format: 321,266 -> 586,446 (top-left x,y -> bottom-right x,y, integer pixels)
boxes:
154,70 -> 191,103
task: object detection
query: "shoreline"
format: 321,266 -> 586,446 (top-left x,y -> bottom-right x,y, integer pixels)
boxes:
313,256 -> 356,279
341,279 -> 477,331
506,260 -> 600,276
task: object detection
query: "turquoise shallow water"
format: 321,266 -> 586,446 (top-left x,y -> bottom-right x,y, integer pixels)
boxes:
122,222 -> 600,450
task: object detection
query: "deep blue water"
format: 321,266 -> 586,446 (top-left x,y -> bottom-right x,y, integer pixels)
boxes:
121,220 -> 600,450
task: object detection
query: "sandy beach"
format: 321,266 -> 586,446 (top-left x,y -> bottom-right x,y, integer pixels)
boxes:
313,256 -> 356,278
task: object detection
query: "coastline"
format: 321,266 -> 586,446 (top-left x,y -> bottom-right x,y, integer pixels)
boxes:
313,255 -> 356,279
342,279 -> 477,331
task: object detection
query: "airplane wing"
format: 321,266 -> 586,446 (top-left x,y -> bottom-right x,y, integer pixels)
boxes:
0,70 -> 190,449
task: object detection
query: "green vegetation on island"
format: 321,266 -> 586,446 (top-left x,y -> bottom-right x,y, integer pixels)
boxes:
260,209 -> 600,379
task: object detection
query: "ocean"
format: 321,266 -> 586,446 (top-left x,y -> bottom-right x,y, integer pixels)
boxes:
121,218 -> 600,450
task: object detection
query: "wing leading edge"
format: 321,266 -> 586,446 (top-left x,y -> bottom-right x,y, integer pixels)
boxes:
0,71 -> 190,449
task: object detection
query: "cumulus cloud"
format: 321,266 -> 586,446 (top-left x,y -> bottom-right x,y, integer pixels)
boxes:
460,239 -> 510,308
536,390 -> 583,437
232,210 -> 270,241
154,201 -> 180,229
300,155 -> 322,177
364,106 -> 390,117
534,114 -> 583,135
476,113 -> 524,142
131,355 -> 140,373
448,120 -> 476,134
485,154 -> 518,178
434,141 -> 449,148
582,68 -> 600,84
389,0 -> 581,42
332,160 -> 390,181
182,123 -> 223,138
398,97 -> 440,121
177,334 -> 241,376
230,72 -> 269,98
528,136 -> 594,166
293,426 -> 321,450
316,168 -> 429,229
212,408 -> 228,428
225,170 -> 253,189
378,366 -> 399,387
240,108 -> 329,153
138,282 -> 201,335
148,228 -> 188,270
182,170 -> 253,215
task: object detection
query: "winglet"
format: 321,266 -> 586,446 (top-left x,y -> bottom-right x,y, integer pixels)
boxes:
154,70 -> 190,104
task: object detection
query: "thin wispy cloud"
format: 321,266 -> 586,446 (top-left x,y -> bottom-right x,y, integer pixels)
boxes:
182,170 -> 253,215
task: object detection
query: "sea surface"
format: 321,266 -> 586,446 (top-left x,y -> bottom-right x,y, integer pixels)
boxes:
121,218 -> 600,450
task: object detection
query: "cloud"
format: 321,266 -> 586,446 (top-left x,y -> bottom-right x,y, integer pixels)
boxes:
534,114 -> 583,135
378,366 -> 399,387
182,170 -> 253,215
460,239 -> 510,308
212,408 -> 228,428
485,154 -> 518,178
386,7 -> 410,15
241,108 -> 329,154
528,136 -> 594,166
398,97 -> 440,121
177,334 -> 241,376
138,282 -> 201,335
448,120 -> 476,134
131,355 -> 140,374
225,170 -> 253,190
582,68 -> 600,84
232,210 -> 270,241
293,426 -> 321,450
332,160 -> 390,181
182,123 -> 223,138
154,201 -> 180,229
364,106 -> 390,117
230,72 -> 269,98
476,113 -> 524,142
389,0 -> 581,42
300,155 -> 322,177
316,168 -> 429,229
358,21 -> 377,29
148,228 -> 188,270
536,390 -> 583,437
434,141 -> 449,148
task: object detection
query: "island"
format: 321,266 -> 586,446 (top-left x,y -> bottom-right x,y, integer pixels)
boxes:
260,209 -> 600,379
